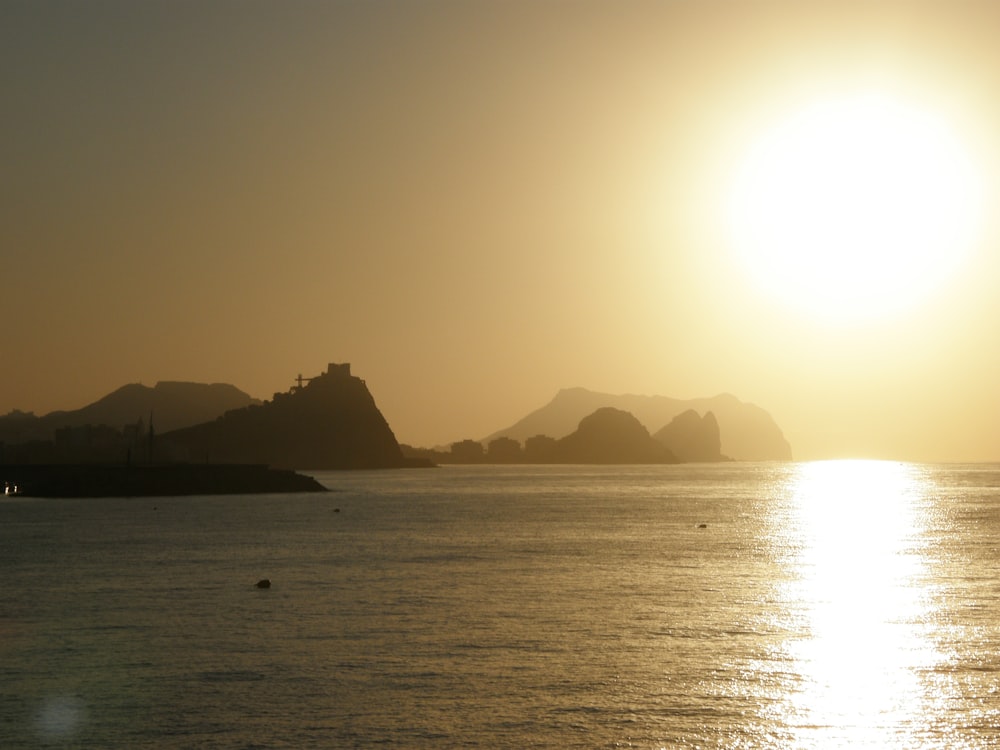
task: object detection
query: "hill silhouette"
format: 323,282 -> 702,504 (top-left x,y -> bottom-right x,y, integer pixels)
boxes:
485,388 -> 791,461
159,363 -> 413,470
405,406 -> 727,464
655,410 -> 726,462
0,382 -> 258,446
552,407 -> 676,464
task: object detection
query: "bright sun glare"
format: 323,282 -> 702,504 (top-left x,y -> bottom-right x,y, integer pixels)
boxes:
782,460 -> 940,743
726,91 -> 984,324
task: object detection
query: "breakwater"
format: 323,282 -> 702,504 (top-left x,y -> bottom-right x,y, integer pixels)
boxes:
1,464 -> 327,497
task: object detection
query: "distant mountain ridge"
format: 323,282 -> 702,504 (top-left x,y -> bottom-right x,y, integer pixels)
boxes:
0,382 -> 259,444
485,388 -> 791,461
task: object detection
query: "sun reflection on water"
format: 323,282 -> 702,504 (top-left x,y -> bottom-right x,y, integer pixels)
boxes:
779,460 -> 942,747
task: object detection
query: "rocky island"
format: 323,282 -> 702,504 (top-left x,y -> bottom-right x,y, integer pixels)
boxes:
549,407 -> 676,463
482,387 -> 791,461
406,406 -> 734,465
654,409 -> 727,462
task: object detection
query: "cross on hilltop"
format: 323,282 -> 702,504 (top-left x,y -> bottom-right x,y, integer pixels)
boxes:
291,363 -> 355,392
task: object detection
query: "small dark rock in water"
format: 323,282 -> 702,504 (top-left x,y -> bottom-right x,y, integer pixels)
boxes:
334,508 -> 340,513
256,579 -> 271,589
697,523 -> 708,529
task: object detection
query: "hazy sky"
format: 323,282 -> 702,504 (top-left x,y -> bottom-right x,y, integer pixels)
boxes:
4,0 -> 1000,462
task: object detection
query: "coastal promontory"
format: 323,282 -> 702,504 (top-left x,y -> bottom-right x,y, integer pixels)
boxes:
159,363 -> 416,470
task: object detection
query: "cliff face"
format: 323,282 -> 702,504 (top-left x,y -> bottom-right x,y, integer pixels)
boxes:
654,410 -> 726,462
553,407 -> 676,464
160,364 -> 407,470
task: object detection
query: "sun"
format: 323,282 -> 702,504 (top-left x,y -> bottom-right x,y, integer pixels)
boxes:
725,90 -> 983,324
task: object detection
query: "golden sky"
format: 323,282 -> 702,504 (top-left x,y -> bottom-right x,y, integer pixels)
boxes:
3,0 -> 1000,461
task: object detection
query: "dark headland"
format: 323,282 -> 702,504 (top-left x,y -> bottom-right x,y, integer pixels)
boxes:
159,362 -> 427,469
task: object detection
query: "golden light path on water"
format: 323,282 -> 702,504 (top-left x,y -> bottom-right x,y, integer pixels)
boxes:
774,460 -> 947,748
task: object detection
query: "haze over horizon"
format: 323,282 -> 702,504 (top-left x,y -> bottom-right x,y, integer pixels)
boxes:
4,1 -> 1000,463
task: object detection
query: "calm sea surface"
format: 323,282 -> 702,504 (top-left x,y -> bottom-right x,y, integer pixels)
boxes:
3,462 -> 1000,748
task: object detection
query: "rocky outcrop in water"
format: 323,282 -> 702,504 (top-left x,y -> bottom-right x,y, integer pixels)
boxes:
551,407 -> 676,464
654,410 -> 727,462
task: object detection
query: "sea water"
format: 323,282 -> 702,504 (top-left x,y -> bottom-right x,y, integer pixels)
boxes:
2,462 -> 1000,748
